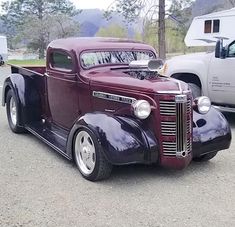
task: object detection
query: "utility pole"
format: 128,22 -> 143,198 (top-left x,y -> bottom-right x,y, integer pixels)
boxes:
158,0 -> 166,59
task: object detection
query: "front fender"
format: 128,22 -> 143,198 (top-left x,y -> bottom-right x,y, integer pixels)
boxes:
67,112 -> 159,165
192,107 -> 231,157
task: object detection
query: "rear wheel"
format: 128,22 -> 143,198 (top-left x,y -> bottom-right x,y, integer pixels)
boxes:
6,89 -> 25,133
193,151 -> 218,162
188,83 -> 201,99
74,128 -> 112,181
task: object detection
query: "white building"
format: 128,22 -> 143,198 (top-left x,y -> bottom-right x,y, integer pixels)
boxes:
0,35 -> 8,61
185,8 -> 235,47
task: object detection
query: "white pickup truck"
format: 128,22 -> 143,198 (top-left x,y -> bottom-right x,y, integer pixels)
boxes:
163,39 -> 235,112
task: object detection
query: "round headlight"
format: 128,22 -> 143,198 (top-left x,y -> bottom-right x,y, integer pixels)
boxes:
196,96 -> 211,114
132,100 -> 151,119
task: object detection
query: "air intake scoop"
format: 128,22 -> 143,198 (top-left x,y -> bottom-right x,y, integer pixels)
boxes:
129,59 -> 163,72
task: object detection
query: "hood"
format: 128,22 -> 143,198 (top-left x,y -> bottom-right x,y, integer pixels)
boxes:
85,68 -> 189,94
169,52 -> 213,62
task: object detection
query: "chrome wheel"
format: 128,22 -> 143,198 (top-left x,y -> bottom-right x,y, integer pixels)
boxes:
10,97 -> 17,126
75,131 -> 96,175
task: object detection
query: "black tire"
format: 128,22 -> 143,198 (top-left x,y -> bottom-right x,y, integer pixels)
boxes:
74,127 -> 112,181
6,89 -> 25,133
188,83 -> 201,99
193,151 -> 218,162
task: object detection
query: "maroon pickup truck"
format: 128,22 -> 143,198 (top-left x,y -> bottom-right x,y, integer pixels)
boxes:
2,37 -> 231,181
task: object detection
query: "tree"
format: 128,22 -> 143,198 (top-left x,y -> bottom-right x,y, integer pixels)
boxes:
227,0 -> 235,7
96,24 -> 128,38
168,0 -> 192,53
158,0 -> 165,59
105,0 -> 193,59
1,0 -> 79,58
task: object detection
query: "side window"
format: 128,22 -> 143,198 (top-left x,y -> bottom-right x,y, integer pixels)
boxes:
204,19 -> 220,33
228,42 -> 235,57
204,20 -> 212,33
213,19 -> 220,33
50,51 -> 73,71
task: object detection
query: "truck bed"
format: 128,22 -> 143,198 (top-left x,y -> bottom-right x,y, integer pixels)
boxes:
10,64 -> 46,76
9,64 -> 48,124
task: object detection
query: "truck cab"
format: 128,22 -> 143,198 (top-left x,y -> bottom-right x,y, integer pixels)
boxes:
163,39 -> 235,112
2,37 -> 231,181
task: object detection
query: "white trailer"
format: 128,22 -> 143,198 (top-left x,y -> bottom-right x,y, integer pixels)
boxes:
0,35 -> 8,63
185,8 -> 235,46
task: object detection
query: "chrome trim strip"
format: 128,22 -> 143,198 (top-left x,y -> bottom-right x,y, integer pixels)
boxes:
93,91 -> 137,104
157,90 -> 182,94
176,96 -> 187,156
157,90 -> 191,94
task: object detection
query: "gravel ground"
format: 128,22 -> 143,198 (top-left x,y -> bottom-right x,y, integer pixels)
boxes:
0,66 -> 235,227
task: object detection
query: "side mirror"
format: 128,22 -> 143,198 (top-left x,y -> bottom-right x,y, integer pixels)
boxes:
215,39 -> 226,59
215,40 -> 222,58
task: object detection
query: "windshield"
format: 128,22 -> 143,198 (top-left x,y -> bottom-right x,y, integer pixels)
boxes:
81,50 -> 155,69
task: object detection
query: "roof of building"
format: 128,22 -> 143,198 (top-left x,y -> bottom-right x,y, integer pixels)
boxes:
196,7 -> 235,19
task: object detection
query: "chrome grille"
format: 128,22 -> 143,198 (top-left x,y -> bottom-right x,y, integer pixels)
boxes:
162,141 -> 176,156
160,95 -> 192,157
187,99 -> 192,134
176,99 -> 187,152
187,138 -> 192,151
159,101 -> 176,115
161,121 -> 176,136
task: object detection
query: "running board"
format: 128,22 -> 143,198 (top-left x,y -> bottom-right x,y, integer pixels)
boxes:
25,121 -> 72,160
213,105 -> 235,113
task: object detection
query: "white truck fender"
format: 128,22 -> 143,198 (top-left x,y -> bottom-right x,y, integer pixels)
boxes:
164,54 -> 212,97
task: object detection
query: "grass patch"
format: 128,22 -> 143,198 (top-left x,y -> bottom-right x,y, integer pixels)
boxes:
7,59 -> 46,66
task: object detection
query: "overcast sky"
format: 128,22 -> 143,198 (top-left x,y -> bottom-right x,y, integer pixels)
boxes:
0,0 -> 114,13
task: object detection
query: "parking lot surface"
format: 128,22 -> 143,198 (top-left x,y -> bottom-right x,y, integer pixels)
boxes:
0,66 -> 234,227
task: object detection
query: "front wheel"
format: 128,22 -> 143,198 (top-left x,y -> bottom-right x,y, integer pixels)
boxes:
6,89 -> 25,133
193,151 -> 218,162
74,128 -> 112,181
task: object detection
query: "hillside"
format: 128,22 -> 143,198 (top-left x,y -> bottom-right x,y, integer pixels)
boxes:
192,0 -> 234,17
1,1 -> 234,39
75,1 -> 235,37
74,9 -> 136,37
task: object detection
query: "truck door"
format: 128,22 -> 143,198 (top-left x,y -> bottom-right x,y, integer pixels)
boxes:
208,41 -> 235,105
46,50 -> 79,129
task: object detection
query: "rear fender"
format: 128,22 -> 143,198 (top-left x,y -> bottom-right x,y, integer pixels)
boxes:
2,74 -> 42,126
66,112 -> 159,165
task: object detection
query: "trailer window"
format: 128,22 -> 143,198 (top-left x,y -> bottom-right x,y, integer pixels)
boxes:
50,52 -> 73,71
204,19 -> 220,33
204,20 -> 212,33
213,20 -> 220,33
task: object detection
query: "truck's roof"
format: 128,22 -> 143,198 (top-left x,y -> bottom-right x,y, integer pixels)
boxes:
48,37 -> 156,53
